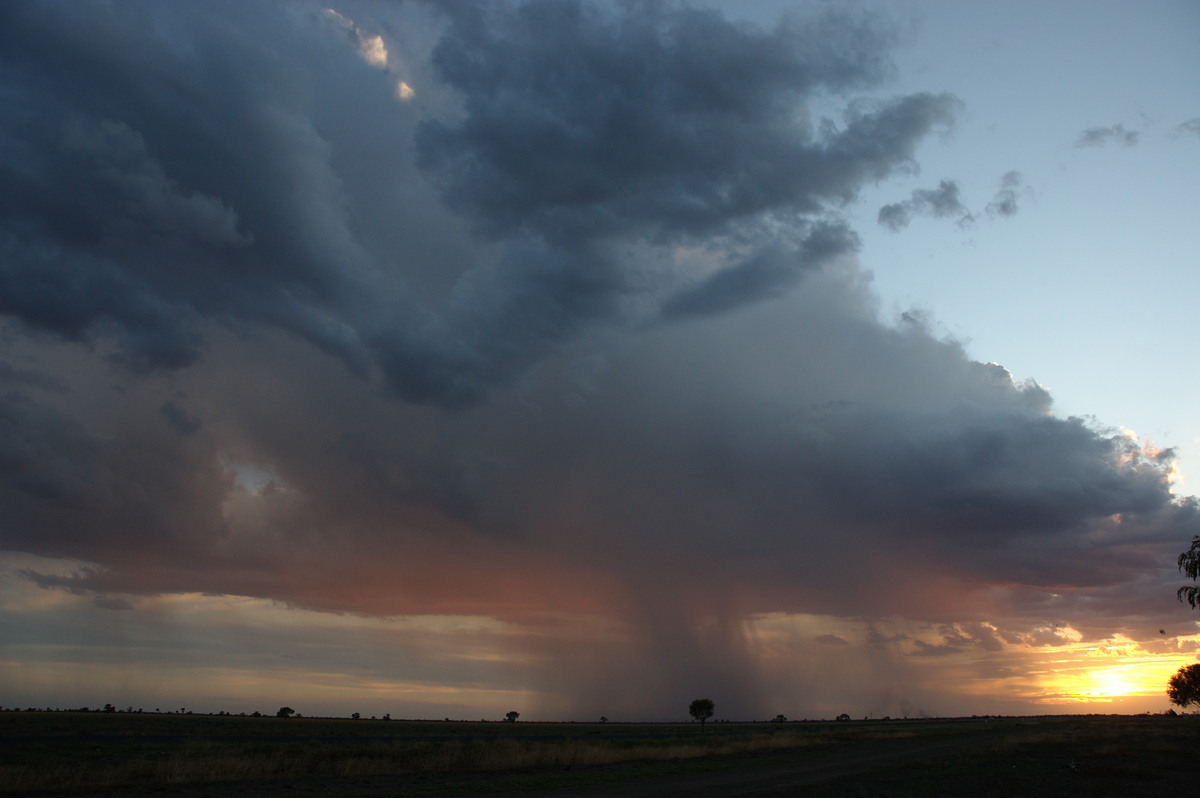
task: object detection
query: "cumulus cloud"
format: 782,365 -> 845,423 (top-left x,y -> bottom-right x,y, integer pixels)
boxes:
0,0 -> 1196,720
1075,123 -> 1139,148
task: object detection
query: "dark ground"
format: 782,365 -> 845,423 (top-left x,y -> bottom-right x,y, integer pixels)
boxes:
4,713 -> 1198,797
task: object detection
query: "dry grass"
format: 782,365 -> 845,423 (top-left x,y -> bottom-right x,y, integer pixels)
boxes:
399,730 -> 820,773
0,719 -> 824,795
6,712 -> 1192,796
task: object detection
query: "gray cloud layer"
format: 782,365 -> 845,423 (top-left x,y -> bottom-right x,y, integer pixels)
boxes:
0,0 -> 958,408
1,0 -> 1195,719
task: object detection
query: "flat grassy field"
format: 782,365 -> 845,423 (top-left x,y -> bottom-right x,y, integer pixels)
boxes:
2,711 -> 1197,796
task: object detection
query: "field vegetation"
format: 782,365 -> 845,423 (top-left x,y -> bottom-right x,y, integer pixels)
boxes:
1,710 -> 1197,796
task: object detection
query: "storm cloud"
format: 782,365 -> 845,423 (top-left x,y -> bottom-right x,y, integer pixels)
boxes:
1,0 -> 1196,720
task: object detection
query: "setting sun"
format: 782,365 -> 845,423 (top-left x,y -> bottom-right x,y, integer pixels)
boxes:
1087,666 -> 1139,698
1029,641 -> 1199,707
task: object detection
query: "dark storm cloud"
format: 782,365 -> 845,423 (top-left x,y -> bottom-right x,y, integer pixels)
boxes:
159,399 -> 202,436
0,359 -> 68,394
1074,123 -> 1139,148
660,222 -> 857,318
0,0 -> 959,409
877,179 -> 968,231
417,1 -> 908,241
0,1 -> 382,375
0,382 -> 232,562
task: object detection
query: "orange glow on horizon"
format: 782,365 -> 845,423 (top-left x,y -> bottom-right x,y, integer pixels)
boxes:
1027,642 -> 1196,706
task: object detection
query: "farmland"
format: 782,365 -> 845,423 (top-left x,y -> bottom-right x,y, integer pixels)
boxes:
2,711 -> 1197,796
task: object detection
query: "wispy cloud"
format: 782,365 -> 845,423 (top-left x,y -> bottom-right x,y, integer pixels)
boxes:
878,171 -> 1025,230
1175,117 -> 1200,141
985,170 -> 1024,218
878,180 -> 970,231
1075,123 -> 1140,148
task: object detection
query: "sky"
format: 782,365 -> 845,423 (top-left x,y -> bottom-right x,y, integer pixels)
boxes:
1,0 -> 1198,721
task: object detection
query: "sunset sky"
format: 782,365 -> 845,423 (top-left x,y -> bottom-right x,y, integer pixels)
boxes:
2,0 -> 1199,721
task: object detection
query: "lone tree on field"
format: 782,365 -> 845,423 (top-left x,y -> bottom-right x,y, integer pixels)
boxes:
689,698 -> 715,727
1167,663 -> 1200,709
505,710 -> 520,723
1179,536 -> 1200,609
276,706 -> 295,718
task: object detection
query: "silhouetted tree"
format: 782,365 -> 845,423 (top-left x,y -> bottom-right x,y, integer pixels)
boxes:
772,714 -> 787,723
1167,663 -> 1200,709
1179,536 -> 1200,609
836,713 -> 851,722
505,711 -> 520,723
276,706 -> 295,718
599,716 -> 608,724
688,698 -> 714,727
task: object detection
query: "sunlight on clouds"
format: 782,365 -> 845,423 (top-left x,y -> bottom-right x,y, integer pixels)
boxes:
1117,427 -> 1180,486
323,9 -> 388,69
324,8 -> 416,103
358,35 -> 388,68
745,612 -> 1198,714
1086,665 -> 1139,698
1031,634 -> 1199,705
220,458 -> 287,495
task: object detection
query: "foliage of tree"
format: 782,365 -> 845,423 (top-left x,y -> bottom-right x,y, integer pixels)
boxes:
1179,536 -> 1200,609
505,710 -> 520,723
688,698 -> 714,726
276,706 -> 295,718
1167,663 -> 1200,709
